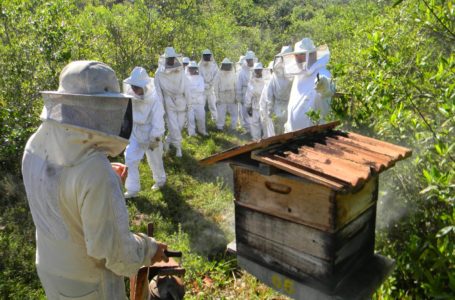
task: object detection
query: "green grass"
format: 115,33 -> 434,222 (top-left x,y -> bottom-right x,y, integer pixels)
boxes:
124,119 -> 288,299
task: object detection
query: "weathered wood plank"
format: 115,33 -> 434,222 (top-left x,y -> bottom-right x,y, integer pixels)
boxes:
303,143 -> 386,173
330,135 -> 405,162
251,153 -> 347,191
345,131 -> 412,159
234,166 -> 336,231
199,121 -> 340,166
236,235 -> 374,287
290,147 -> 372,186
235,203 -> 376,261
336,176 -> 378,228
322,137 -> 396,169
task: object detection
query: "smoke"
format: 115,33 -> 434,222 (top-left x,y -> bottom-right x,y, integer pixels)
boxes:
376,188 -> 410,230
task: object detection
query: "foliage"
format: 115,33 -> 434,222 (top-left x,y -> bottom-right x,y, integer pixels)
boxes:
0,0 -> 453,299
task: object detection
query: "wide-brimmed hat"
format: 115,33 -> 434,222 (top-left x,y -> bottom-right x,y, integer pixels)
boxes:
188,61 -> 199,68
202,49 -> 212,55
163,47 -> 178,58
253,62 -> 263,70
123,67 -> 152,88
221,58 -> 233,64
40,60 -> 129,99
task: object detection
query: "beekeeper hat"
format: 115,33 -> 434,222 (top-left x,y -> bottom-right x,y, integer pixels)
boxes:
202,49 -> 212,55
244,50 -> 255,60
293,38 -> 316,55
182,57 -> 190,64
164,47 -> 178,58
268,61 -> 274,69
221,58 -> 232,64
41,60 -> 128,98
253,62 -> 263,70
40,60 -> 133,140
188,61 -> 198,68
123,67 -> 151,88
279,45 -> 293,55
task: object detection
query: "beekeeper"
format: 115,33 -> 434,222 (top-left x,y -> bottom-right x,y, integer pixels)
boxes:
182,56 -> 190,69
236,50 -> 257,133
198,49 -> 219,121
262,45 -> 294,136
155,47 -> 186,157
284,38 -> 335,132
21,61 -> 168,299
245,62 -> 267,140
214,58 -> 237,131
184,61 -> 207,136
123,67 -> 166,198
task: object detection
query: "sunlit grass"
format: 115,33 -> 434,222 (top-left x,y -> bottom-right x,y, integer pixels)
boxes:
127,118 -> 288,299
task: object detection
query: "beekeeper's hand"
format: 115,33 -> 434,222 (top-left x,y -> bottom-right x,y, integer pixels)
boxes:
149,137 -> 161,151
151,242 -> 169,264
315,75 -> 334,97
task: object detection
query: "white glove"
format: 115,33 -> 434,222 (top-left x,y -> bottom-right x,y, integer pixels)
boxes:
149,137 -> 161,150
315,75 -> 335,98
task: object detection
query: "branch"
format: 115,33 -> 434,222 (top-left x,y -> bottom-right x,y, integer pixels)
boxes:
421,0 -> 455,40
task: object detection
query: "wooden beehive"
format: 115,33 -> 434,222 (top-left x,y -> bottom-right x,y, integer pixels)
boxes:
200,121 -> 412,297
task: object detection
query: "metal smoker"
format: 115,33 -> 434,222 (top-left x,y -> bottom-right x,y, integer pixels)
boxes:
130,223 -> 185,300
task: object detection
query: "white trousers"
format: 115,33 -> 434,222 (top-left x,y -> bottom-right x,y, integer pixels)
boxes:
187,104 -> 207,136
165,110 -> 186,149
204,90 -> 217,121
216,103 -> 238,130
249,108 -> 262,140
124,138 -> 166,193
239,103 -> 251,132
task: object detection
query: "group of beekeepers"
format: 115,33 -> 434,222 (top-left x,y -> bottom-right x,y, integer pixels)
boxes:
122,37 -> 335,198
21,37 -> 335,299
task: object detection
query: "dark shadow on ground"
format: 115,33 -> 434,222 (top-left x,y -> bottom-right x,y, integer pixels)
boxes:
131,184 -> 229,258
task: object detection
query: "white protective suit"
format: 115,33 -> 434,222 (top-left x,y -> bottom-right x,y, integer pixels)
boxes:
198,50 -> 219,121
22,61 -> 158,299
245,65 -> 267,140
123,67 -> 166,194
284,39 -> 335,132
185,63 -> 207,136
214,59 -> 237,130
236,52 -> 257,132
262,58 -> 293,137
155,53 -> 187,156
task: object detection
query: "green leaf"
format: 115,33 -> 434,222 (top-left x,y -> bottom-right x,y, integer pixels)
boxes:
436,226 -> 455,238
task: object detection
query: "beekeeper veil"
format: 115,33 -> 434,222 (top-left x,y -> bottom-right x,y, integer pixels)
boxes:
123,66 -> 154,101
158,47 -> 183,73
282,38 -> 330,76
273,45 -> 292,77
40,60 -> 133,143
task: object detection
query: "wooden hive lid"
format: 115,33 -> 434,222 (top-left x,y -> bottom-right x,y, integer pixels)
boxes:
200,121 -> 412,192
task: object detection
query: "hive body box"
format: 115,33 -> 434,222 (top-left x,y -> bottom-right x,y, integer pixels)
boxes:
200,121 -> 412,299
234,165 -> 377,291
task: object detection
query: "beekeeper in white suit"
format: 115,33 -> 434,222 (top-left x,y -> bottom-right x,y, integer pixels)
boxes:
214,58 -> 237,131
198,49 -> 219,121
184,61 -> 207,136
284,38 -> 335,132
21,61 -> 168,299
155,47 -> 186,157
236,50 -> 257,133
261,45 -> 294,137
182,56 -> 190,69
123,67 -> 166,198
245,62 -> 267,140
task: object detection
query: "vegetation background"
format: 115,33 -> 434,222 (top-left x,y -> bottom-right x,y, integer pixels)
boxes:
0,0 -> 453,299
